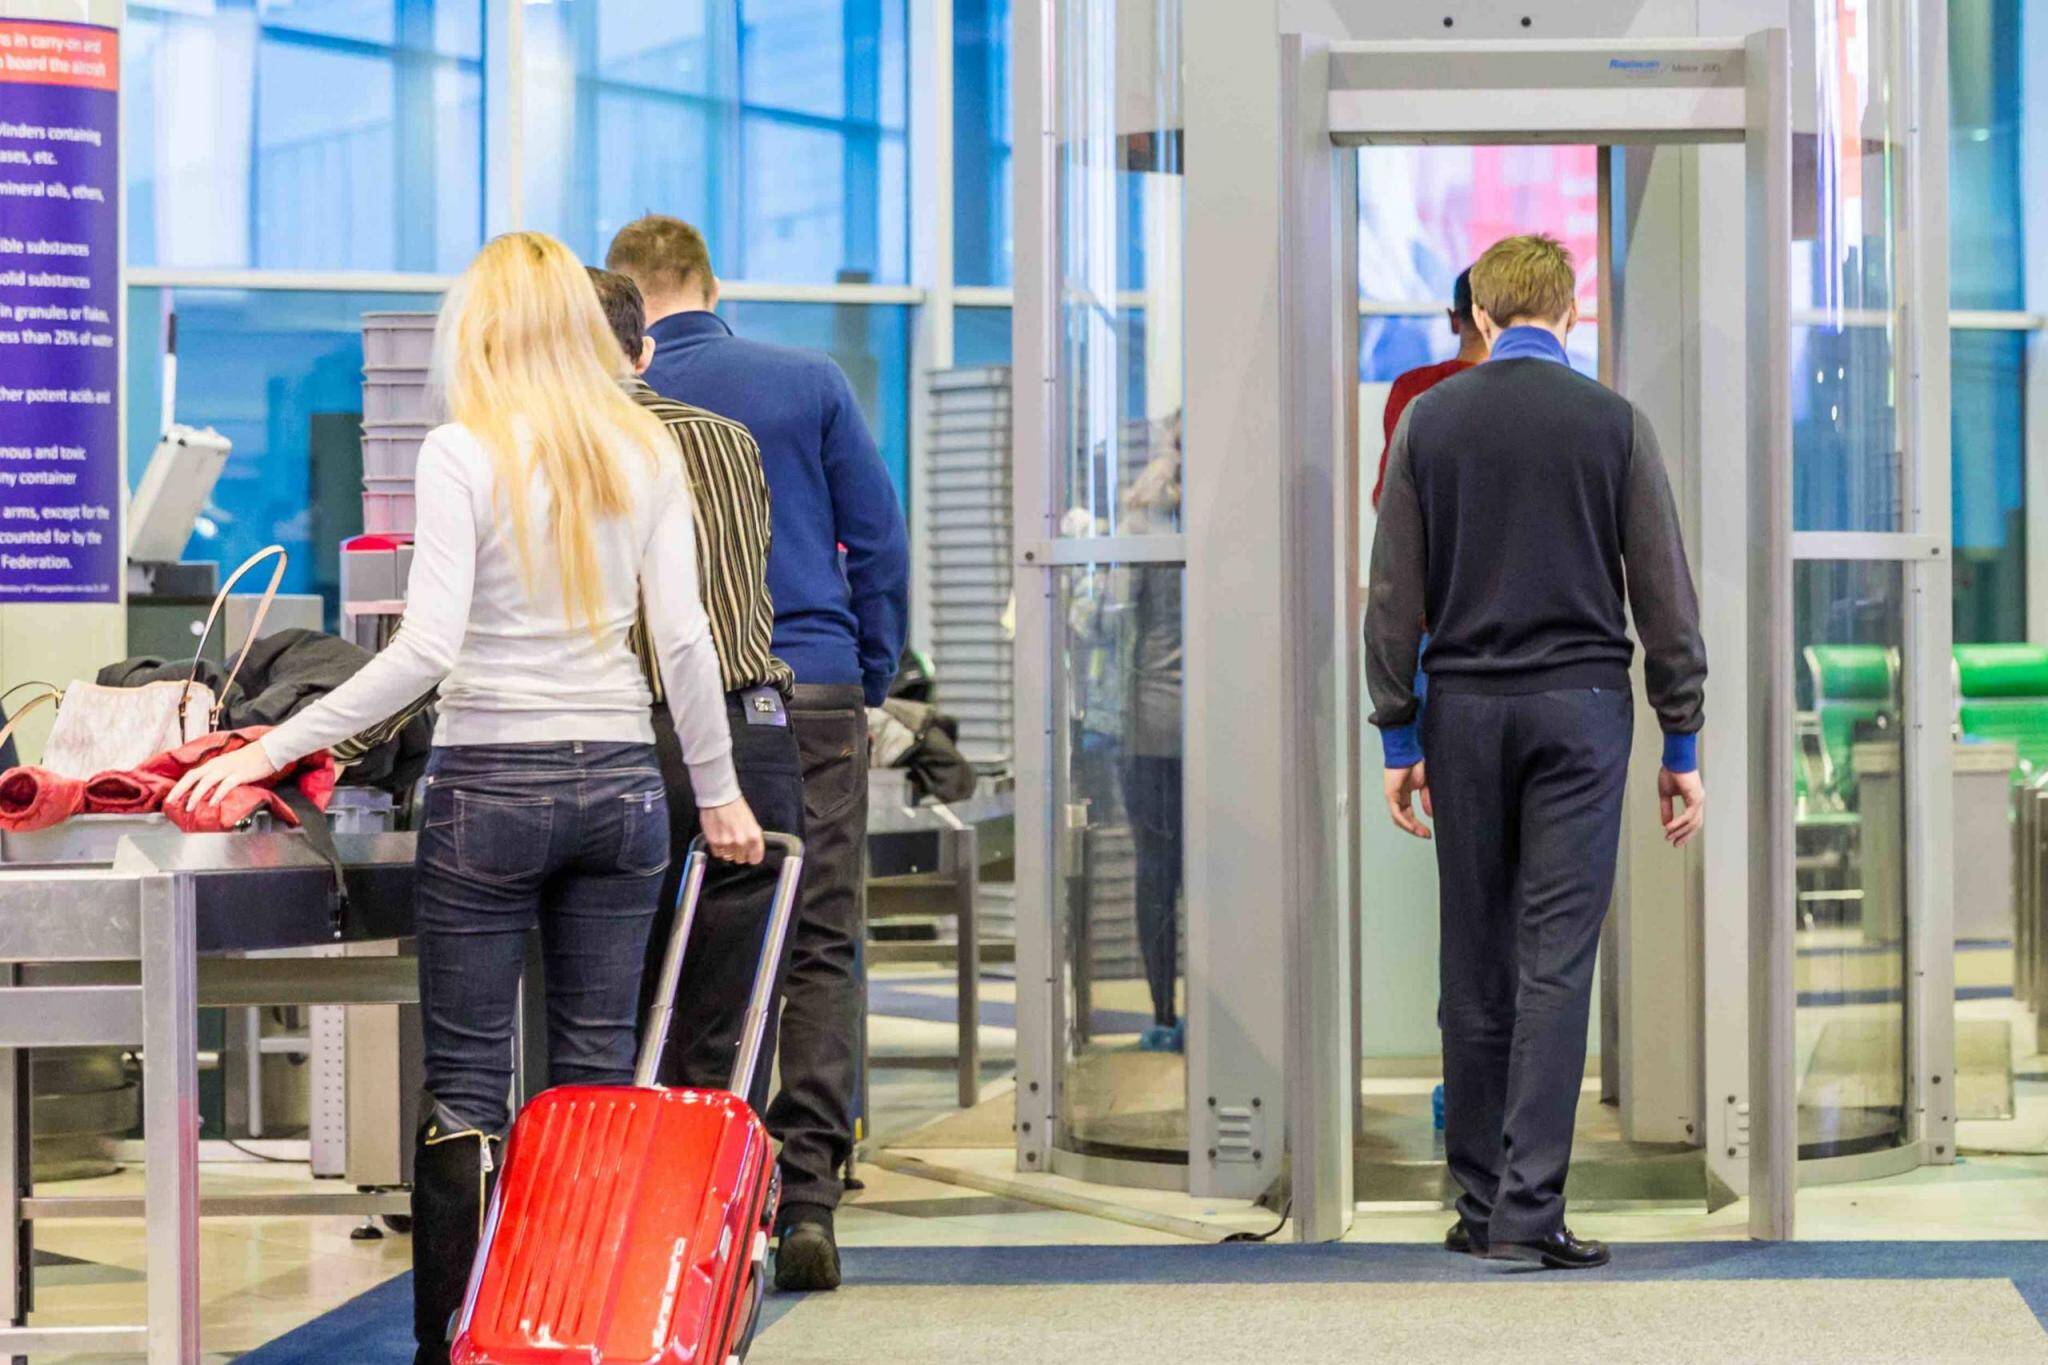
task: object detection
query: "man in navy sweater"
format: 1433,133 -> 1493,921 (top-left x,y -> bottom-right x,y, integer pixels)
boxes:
609,216 -> 910,1291
1366,234 -> 1706,1270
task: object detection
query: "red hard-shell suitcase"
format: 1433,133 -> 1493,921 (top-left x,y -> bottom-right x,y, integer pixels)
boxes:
451,832 -> 805,1365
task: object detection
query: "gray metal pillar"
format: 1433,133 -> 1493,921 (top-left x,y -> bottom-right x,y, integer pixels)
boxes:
1182,3 -> 1290,1201
139,874 -> 200,1362
1610,145 -> 1707,1150
1009,0 -> 1059,1176
1743,25 -> 1798,1241
1277,32 -> 1358,1241
1901,0 -> 1958,1172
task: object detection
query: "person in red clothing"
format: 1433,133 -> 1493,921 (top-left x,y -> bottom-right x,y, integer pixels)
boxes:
1371,267 -> 1490,508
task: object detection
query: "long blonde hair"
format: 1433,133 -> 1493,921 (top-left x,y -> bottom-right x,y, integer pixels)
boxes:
433,231 -> 671,632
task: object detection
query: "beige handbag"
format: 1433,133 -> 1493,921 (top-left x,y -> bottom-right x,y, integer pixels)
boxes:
3,546 -> 287,779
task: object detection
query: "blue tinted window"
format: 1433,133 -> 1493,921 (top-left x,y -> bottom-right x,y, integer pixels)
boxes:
122,293 -> 910,624
1952,331 -> 2026,642
717,302 -> 913,505
123,2 -> 483,272
1949,0 -> 2024,312
527,0 -> 910,284
954,0 -> 1012,287
1948,0 -> 2027,640
954,306 -> 1013,368
125,288 -> 437,624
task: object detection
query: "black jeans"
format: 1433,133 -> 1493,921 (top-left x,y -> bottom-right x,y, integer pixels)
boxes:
642,691 -> 807,1108
414,740 -> 669,1134
1121,754 -> 1183,1028
766,684 -> 869,1210
1424,686 -> 1632,1244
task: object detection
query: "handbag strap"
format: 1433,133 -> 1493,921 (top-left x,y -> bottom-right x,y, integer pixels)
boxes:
275,784 -> 350,940
0,689 -> 61,763
186,545 -> 288,729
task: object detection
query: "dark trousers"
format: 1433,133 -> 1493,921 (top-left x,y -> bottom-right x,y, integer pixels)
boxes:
413,740 -> 669,1130
1121,754 -> 1183,1027
765,683 -> 869,1210
1424,686 -> 1632,1243
642,691 -> 807,1108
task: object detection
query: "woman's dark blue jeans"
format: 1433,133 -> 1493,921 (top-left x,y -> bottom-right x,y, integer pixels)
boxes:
414,740 -> 669,1135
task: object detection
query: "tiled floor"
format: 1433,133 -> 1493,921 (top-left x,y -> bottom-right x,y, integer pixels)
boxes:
21,963 -> 2048,1359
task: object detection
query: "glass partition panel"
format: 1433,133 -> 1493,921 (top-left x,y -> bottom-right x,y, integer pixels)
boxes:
1793,559 -> 1909,1160
1054,562 -> 1185,1162
1790,1 -> 1905,533
1053,0 -> 1181,535
1946,0 -> 2034,1185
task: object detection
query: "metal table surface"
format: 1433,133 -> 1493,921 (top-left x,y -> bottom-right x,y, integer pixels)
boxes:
865,788 -> 1015,879
0,829 -> 420,1363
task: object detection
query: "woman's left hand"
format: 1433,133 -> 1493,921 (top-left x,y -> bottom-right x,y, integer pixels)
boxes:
169,743 -> 281,811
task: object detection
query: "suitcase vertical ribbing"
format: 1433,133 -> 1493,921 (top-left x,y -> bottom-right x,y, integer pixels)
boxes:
453,833 -> 804,1364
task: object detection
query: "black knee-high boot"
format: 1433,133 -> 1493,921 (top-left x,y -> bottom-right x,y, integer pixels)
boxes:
411,1098 -> 503,1365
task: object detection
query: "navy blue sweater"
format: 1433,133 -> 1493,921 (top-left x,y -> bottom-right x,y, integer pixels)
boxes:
643,311 -> 910,705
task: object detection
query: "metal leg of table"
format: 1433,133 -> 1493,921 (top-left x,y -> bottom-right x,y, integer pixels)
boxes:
954,827 -> 980,1109
849,937 -> 867,1186
848,863 -> 870,1187
140,873 -> 201,1364
0,965 -> 24,1365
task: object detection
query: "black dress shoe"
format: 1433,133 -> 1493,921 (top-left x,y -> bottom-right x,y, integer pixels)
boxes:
773,1202 -> 843,1292
1443,1219 -> 1488,1256
1486,1226 -> 1610,1269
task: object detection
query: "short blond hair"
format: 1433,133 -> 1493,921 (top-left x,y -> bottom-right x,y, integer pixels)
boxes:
1469,233 -> 1576,327
605,214 -> 714,296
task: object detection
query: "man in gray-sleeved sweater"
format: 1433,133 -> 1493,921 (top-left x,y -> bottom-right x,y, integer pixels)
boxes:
1365,234 -> 1707,1271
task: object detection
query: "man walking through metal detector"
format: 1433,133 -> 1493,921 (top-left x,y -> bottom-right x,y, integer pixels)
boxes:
606,216 -> 910,1292
1364,233 -> 1707,1271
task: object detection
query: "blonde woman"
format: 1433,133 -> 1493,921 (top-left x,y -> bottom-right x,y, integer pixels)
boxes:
169,231 -> 764,1365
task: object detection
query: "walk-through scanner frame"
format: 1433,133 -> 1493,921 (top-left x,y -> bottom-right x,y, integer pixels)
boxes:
1276,32 -> 1799,1242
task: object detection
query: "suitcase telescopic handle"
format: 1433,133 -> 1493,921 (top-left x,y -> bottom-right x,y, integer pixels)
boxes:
633,832 -> 806,1093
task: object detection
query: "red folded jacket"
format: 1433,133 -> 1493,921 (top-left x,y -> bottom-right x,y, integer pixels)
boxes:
153,727 -> 337,833
166,783 -> 297,835
139,728 -> 257,780
0,767 -> 87,833
82,769 -> 175,815
0,728 -> 336,836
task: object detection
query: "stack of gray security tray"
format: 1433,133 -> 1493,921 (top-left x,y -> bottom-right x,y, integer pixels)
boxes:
340,312 -> 436,623
357,312 -> 436,537
926,367 -> 1014,765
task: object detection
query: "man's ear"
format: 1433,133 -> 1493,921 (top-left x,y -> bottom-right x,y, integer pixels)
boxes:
635,335 -> 655,375
1448,307 -> 1461,337
1561,299 -> 1580,337
707,275 -> 721,311
1471,304 -> 1500,347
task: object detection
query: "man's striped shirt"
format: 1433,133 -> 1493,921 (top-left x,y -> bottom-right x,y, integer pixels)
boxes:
626,378 -> 794,698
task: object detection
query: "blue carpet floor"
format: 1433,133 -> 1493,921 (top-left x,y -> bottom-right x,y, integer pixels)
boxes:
237,1241 -> 2048,1363
868,978 -> 1155,1036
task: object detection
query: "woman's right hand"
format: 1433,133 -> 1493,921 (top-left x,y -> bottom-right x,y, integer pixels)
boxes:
700,796 -> 766,864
